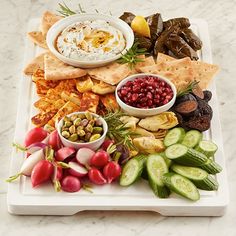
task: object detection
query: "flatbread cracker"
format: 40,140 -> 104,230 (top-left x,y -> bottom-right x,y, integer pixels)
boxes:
28,31 -> 48,49
41,11 -> 63,36
87,62 -> 131,85
192,61 -> 219,89
157,53 -> 175,63
139,57 -> 194,91
24,52 -> 47,75
44,54 -> 87,80
135,56 -> 156,72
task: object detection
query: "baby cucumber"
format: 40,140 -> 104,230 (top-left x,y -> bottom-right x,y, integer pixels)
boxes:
119,155 -> 146,186
147,154 -> 170,198
165,144 -> 208,166
171,164 -> 219,191
164,128 -> 185,147
182,130 -> 202,148
195,140 -> 218,157
200,157 -> 222,174
162,172 -> 200,201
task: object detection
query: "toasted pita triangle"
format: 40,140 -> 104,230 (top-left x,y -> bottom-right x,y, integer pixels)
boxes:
191,61 -> 219,89
87,62 -> 131,85
41,11 -> 63,36
157,53 -> 175,63
23,52 -> 48,75
28,31 -> 48,49
44,54 -> 87,80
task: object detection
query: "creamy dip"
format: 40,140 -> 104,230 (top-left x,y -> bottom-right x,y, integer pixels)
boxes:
56,20 -> 126,61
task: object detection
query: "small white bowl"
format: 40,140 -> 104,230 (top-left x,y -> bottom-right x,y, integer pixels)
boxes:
115,74 -> 177,118
57,112 -> 108,150
46,13 -> 134,68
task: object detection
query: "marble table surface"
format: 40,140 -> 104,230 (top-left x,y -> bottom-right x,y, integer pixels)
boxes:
0,0 -> 236,235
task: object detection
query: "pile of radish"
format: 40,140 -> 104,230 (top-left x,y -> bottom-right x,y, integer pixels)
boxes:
7,127 -> 123,193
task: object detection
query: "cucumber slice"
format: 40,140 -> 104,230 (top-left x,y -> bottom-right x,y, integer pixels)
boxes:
147,154 -> 170,198
171,164 -> 218,191
182,130 -> 202,148
163,172 -> 200,201
171,164 -> 208,180
165,144 -> 208,166
120,155 -> 146,186
200,158 -> 222,174
159,152 -> 172,168
196,140 -> 218,157
193,175 -> 219,191
164,128 -> 186,147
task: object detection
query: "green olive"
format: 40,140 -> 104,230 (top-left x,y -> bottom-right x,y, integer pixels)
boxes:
61,131 -> 70,139
89,134 -> 101,142
68,133 -> 78,142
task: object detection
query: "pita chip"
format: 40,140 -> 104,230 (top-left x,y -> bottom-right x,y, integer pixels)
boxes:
41,11 -> 63,36
44,53 -> 87,80
28,31 -> 48,49
192,61 -> 219,89
87,62 -> 131,85
157,53 -> 175,64
23,52 -> 47,75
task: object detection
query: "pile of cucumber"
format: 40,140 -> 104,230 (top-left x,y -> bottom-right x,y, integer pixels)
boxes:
119,128 -> 222,201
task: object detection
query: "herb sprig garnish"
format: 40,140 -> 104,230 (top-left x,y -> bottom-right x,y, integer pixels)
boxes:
103,110 -> 137,150
57,2 -> 85,16
117,42 -> 148,69
177,80 -> 200,97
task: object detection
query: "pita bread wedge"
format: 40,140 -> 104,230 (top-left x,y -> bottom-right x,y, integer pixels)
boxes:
44,54 -> 87,80
41,11 -> 63,36
87,62 -> 131,85
28,31 -> 48,49
192,61 -> 219,89
24,52 -> 47,75
135,56 -> 156,72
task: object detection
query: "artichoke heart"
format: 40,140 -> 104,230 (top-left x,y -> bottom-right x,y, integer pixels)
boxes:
138,112 -> 178,131
133,137 -> 165,154
120,116 -> 140,130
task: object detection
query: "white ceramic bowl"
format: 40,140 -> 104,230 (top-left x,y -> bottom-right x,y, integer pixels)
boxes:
46,14 -> 134,68
115,74 -> 177,118
57,112 -> 108,150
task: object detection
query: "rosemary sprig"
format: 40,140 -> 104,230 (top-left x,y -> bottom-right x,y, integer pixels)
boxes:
177,80 -> 200,97
117,42 -> 148,69
57,2 -> 77,16
103,110 -> 137,150
57,2 -> 86,16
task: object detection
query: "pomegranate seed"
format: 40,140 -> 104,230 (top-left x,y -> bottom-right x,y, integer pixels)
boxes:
121,89 -> 128,96
147,100 -> 153,106
132,93 -> 138,102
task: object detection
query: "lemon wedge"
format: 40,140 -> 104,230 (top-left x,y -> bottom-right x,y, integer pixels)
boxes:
131,15 -> 151,38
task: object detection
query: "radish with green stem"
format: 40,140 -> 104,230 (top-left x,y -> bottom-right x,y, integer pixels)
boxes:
6,149 -> 45,182
24,127 -> 48,147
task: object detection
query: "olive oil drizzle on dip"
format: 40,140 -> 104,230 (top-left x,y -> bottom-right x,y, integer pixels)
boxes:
56,20 -> 126,61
